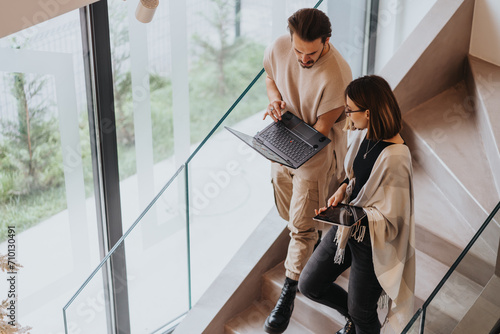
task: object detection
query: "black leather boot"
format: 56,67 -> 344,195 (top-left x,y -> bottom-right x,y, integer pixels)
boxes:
336,317 -> 356,334
264,278 -> 298,333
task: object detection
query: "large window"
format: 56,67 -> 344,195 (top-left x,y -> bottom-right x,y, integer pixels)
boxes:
0,0 -> 374,332
0,10 -> 100,334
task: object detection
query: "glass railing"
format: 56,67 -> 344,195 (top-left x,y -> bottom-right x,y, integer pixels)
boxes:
62,6 -> 282,331
63,164 -> 194,333
62,65 -> 273,332
402,201 -> 500,334
61,0 -> 378,331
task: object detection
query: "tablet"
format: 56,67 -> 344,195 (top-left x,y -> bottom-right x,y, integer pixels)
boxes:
313,203 -> 366,227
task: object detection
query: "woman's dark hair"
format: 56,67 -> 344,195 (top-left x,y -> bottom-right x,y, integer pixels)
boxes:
288,8 -> 332,43
344,75 -> 402,140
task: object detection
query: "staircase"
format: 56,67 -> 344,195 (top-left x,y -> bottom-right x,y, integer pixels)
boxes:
222,0 -> 499,331
225,261 -> 350,333
174,0 -> 500,333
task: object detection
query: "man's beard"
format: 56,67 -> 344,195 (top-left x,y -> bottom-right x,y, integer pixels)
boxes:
298,60 -> 315,69
298,42 -> 325,69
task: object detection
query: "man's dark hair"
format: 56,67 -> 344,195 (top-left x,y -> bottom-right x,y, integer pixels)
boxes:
288,8 -> 332,43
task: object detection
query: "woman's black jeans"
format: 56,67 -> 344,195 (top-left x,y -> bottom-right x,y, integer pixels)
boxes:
299,225 -> 383,334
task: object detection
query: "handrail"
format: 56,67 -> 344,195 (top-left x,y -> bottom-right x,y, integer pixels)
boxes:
402,200 -> 500,333
186,68 -> 265,164
401,308 -> 422,333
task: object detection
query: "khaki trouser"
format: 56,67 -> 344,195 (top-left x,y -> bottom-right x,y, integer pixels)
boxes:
272,163 -> 322,281
272,121 -> 347,281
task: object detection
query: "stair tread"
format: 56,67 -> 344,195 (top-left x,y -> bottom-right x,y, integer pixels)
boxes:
224,302 -> 315,334
404,81 -> 498,212
262,261 -> 348,332
413,162 -> 475,250
264,261 -> 350,288
412,162 -> 496,270
415,249 -> 484,319
468,55 -> 500,154
225,240 -> 484,334
452,275 -> 500,333
414,249 -> 450,301
224,162 -> 492,333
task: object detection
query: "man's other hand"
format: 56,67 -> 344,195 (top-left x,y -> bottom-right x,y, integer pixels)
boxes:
263,100 -> 286,122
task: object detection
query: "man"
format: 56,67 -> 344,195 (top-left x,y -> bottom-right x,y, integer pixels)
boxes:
262,8 -> 352,333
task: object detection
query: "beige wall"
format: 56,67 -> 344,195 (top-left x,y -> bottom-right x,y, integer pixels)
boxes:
470,0 -> 500,66
0,0 -> 99,38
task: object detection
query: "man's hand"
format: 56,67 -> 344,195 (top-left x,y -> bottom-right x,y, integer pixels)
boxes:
263,100 -> 286,122
265,75 -> 285,122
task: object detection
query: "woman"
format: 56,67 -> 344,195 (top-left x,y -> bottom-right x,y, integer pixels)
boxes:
298,75 -> 415,334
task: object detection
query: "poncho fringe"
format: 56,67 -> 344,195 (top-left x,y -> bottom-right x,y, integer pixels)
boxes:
336,129 -> 416,333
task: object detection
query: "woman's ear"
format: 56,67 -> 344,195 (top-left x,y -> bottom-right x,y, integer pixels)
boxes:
365,109 -> 370,119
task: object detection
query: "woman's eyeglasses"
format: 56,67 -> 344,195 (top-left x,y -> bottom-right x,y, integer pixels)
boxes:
344,107 -> 366,116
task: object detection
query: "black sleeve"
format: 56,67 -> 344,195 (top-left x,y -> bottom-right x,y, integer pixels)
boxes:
360,215 -> 369,227
341,178 -> 349,186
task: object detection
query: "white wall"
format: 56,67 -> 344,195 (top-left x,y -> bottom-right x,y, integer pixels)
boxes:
470,0 -> 500,66
374,0 -> 437,73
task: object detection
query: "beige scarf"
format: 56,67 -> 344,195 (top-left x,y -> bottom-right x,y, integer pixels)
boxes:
334,129 -> 416,333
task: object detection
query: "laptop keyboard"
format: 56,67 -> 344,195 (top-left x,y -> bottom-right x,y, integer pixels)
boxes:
259,122 -> 315,162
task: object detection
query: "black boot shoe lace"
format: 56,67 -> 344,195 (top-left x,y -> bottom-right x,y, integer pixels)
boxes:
336,317 -> 356,334
275,281 -> 296,311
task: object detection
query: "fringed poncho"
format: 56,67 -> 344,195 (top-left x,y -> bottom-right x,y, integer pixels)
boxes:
336,129 -> 416,333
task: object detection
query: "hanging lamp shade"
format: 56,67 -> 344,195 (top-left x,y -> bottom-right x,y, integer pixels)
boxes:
135,0 -> 159,23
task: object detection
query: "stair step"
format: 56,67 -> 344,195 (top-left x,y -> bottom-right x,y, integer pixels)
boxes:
414,249 -> 449,302
224,241 -> 484,334
413,161 -> 475,250
223,158 -> 494,333
412,161 -> 496,285
452,275 -> 500,333
414,249 -> 484,333
402,80 -> 495,229
262,262 -> 348,333
224,301 -> 315,334
414,151 -> 497,286
467,55 -> 500,193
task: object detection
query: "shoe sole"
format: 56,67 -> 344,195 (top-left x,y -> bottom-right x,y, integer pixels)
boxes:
263,319 -> 290,334
263,324 -> 288,334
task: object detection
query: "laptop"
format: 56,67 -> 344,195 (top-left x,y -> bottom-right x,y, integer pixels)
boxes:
313,203 -> 367,227
225,111 -> 331,169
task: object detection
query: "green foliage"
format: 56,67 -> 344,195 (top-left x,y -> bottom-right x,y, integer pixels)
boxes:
0,171 -> 17,202
0,0 -> 267,242
189,0 -> 267,143
0,72 -> 65,241
78,109 -> 97,198
0,187 -> 66,241
150,77 -> 174,163
0,73 -> 63,197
